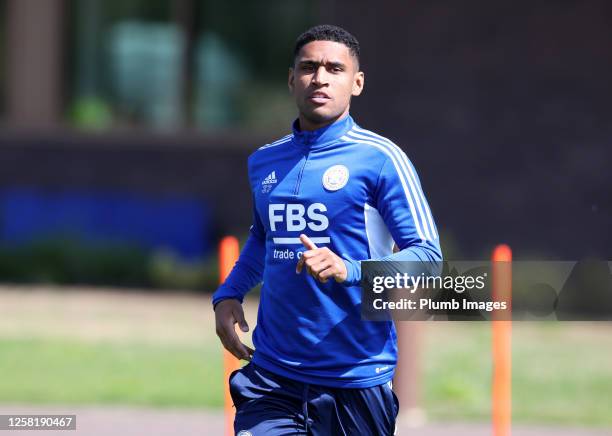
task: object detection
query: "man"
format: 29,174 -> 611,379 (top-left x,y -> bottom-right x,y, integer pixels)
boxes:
213,24 -> 442,435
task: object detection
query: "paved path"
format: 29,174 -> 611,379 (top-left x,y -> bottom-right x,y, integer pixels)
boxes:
1,405 -> 611,435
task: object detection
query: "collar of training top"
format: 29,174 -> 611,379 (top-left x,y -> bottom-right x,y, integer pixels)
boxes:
291,114 -> 355,150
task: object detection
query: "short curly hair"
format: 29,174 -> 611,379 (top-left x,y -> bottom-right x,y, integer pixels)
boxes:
293,24 -> 360,67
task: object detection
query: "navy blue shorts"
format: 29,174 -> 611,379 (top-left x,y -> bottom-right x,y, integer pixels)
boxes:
229,363 -> 399,436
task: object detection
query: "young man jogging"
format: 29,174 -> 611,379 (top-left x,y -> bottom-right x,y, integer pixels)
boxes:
213,24 -> 442,435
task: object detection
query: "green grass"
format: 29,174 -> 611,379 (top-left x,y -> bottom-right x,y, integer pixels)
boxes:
423,323 -> 612,426
0,337 -> 224,408
424,323 -> 492,421
2,325 -> 611,427
511,324 -> 612,426
0,288 -> 611,427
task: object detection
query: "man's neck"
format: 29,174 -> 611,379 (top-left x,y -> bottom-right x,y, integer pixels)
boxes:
298,109 -> 350,132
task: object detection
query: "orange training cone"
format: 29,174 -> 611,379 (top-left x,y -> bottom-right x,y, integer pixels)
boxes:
219,236 -> 241,436
492,244 -> 512,436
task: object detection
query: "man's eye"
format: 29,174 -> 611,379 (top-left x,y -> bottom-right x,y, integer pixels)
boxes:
301,65 -> 314,71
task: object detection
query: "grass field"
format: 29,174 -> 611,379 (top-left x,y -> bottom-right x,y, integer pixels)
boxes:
0,286 -> 611,427
424,322 -> 612,426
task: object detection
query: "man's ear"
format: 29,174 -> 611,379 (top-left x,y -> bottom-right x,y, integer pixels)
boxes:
352,71 -> 365,96
288,67 -> 295,93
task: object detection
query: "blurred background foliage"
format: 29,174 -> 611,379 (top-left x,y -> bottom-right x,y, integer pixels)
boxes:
65,0 -> 313,132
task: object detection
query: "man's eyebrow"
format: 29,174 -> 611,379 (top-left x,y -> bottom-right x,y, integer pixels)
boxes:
298,60 -> 347,69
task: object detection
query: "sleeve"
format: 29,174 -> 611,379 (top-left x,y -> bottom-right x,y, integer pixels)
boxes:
211,191 -> 266,309
342,154 -> 443,286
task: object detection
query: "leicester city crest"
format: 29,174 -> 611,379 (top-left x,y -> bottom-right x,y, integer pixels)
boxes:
322,165 -> 349,191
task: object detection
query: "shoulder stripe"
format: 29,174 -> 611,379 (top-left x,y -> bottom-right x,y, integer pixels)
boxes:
258,134 -> 293,150
341,133 -> 428,241
348,127 -> 437,239
270,133 -> 293,145
349,127 -> 437,239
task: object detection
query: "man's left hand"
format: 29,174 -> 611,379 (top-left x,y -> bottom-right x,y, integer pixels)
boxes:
296,234 -> 348,283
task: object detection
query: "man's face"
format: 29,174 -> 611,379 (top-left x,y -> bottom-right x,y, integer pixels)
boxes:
289,40 -> 364,129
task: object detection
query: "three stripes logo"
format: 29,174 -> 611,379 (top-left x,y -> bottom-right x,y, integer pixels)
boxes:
261,171 -> 278,194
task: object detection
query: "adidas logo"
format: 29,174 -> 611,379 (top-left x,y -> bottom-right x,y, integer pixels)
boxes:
262,171 -> 278,185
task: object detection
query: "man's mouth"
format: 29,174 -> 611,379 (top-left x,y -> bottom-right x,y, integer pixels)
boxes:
308,91 -> 330,104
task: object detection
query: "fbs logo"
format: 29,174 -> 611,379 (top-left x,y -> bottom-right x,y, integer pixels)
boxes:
268,203 -> 328,232
261,171 -> 277,194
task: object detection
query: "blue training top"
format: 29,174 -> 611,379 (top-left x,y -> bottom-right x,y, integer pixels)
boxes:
213,114 -> 442,388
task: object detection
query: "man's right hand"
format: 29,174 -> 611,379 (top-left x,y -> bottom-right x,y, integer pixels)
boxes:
214,299 -> 254,361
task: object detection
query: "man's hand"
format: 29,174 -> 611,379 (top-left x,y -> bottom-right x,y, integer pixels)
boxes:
214,299 -> 254,361
295,234 -> 348,283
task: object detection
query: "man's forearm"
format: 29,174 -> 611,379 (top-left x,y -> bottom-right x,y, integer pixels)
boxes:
212,233 -> 265,308
342,242 -> 443,286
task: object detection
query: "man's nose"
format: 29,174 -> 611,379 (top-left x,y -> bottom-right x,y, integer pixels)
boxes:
312,66 -> 329,85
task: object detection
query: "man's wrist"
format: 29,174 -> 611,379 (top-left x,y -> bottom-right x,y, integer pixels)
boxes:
341,256 -> 362,286
212,295 -> 242,311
